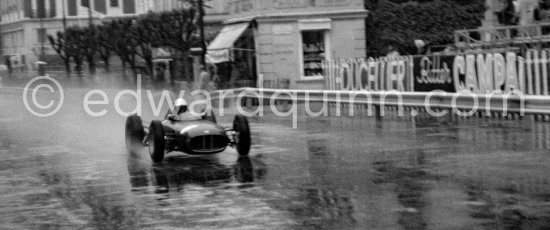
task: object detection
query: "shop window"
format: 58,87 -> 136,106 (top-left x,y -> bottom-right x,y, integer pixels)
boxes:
111,0 -> 119,7
301,30 -> 326,78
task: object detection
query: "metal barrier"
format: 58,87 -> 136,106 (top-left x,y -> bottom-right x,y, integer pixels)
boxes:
211,88 -> 550,120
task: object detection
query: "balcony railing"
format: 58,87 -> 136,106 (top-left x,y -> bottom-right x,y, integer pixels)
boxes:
454,22 -> 550,47
226,0 -> 355,15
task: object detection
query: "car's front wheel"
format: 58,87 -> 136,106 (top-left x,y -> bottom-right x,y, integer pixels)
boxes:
233,115 -> 251,156
148,120 -> 166,163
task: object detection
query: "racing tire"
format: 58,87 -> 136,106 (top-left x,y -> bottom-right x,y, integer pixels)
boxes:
125,115 -> 145,153
233,115 -> 251,156
203,110 -> 217,124
148,120 -> 166,163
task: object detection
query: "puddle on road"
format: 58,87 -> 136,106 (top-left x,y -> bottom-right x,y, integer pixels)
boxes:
257,112 -> 550,229
0,106 -> 550,229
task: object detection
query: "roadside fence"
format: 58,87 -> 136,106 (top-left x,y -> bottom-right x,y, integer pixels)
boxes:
212,49 -> 550,122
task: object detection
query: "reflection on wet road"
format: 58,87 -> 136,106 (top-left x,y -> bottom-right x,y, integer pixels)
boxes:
1,86 -> 550,229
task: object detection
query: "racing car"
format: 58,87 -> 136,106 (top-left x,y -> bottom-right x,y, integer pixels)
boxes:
125,99 -> 251,163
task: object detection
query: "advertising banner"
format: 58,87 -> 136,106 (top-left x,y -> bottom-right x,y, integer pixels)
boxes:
323,49 -> 550,96
323,58 -> 414,92
413,55 -> 457,93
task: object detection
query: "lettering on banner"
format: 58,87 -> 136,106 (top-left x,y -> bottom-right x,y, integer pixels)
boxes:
323,50 -> 550,95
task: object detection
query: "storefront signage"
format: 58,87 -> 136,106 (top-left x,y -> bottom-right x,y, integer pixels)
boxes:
272,25 -> 294,35
228,0 -> 256,14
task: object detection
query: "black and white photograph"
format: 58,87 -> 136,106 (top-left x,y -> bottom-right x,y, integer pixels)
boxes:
1,0 -> 550,229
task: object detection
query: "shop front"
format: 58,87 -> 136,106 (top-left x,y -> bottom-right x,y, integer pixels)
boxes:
207,21 -> 257,89
152,48 -> 174,83
207,0 -> 368,90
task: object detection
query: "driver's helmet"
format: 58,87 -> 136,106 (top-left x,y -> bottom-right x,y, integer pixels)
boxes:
174,98 -> 188,115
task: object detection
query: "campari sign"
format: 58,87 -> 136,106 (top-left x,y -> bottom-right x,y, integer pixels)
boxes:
415,53 -> 524,94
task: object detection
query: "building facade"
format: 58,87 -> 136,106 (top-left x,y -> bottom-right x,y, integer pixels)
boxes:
152,0 -> 229,21
207,0 -> 368,90
1,0 -> 368,89
0,0 -> 156,70
0,0 -> 230,71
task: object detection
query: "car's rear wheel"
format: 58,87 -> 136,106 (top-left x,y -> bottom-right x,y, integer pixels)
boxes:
233,115 -> 251,156
125,115 -> 145,153
148,120 -> 166,163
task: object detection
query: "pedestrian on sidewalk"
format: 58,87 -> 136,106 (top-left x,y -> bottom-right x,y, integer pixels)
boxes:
198,65 -> 211,91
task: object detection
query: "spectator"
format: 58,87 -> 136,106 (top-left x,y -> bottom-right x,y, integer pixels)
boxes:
239,61 -> 251,80
209,65 -> 220,90
535,0 -> 550,21
155,64 -> 165,81
414,39 -> 426,55
496,0 -> 520,25
6,59 -> 13,76
519,0 -> 540,25
197,65 -> 211,91
229,62 -> 241,89
386,44 -> 400,58
443,46 -> 456,55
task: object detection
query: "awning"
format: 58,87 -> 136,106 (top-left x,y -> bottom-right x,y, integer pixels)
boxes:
153,48 -> 172,60
207,22 -> 250,64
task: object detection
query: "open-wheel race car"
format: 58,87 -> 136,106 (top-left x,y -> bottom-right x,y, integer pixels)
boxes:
125,99 -> 251,163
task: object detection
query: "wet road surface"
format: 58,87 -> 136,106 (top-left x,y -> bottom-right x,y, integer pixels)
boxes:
1,81 -> 550,229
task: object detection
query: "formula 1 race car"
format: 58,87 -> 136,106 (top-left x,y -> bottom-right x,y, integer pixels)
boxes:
125,100 -> 251,163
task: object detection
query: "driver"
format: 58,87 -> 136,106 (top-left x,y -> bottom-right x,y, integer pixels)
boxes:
170,98 -> 196,121
174,98 -> 188,115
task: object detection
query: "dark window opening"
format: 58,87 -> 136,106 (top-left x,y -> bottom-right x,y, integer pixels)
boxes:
95,0 -> 107,14
68,0 -> 78,16
82,0 -> 90,8
37,0 -> 46,18
123,0 -> 135,14
302,30 -> 326,77
24,0 -> 33,18
50,0 -> 57,18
